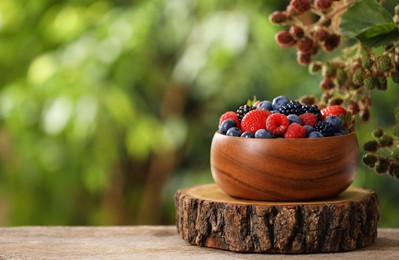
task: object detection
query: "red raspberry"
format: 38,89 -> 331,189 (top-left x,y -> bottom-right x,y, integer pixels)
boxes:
219,111 -> 240,128
275,30 -> 296,48
241,109 -> 272,133
266,113 -> 290,135
299,113 -> 318,127
321,105 -> 347,120
284,123 -> 307,139
290,0 -> 311,14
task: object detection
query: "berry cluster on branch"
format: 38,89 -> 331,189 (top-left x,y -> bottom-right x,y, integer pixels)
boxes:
269,0 -> 399,179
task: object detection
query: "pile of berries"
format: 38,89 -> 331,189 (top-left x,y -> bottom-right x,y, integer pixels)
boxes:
218,96 -> 349,139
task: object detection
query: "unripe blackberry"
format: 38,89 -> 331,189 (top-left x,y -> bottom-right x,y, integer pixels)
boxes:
314,0 -> 332,11
328,97 -> 343,106
363,76 -> 378,90
375,158 -> 390,174
362,55 -> 374,70
348,101 -> 360,114
391,147 -> 399,160
391,73 -> 399,84
360,108 -> 370,122
323,34 -> 341,52
297,37 -> 314,53
289,26 -> 305,39
297,51 -> 312,65
275,30 -> 296,48
395,5 -> 399,16
336,68 -> 347,82
314,28 -> 330,42
372,128 -> 384,138
362,153 -> 378,168
380,134 -> 394,147
308,62 -> 322,74
352,68 -> 365,86
374,55 -> 393,73
290,0 -> 311,14
269,11 -> 288,24
364,140 -> 378,152
322,63 -> 336,78
377,76 -> 387,91
320,78 -> 335,90
389,163 -> 399,178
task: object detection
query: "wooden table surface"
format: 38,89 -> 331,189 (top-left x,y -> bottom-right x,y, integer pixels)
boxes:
0,226 -> 397,259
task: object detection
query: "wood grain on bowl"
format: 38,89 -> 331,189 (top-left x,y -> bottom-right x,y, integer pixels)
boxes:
210,132 -> 359,201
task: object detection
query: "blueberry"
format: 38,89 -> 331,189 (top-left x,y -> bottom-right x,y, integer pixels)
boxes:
258,100 -> 273,111
304,125 -> 314,136
226,127 -> 242,137
255,129 -> 275,138
324,115 -> 342,130
287,114 -> 302,125
219,119 -> 236,134
272,96 -> 290,110
241,131 -> 255,138
334,128 -> 348,136
309,131 -> 324,138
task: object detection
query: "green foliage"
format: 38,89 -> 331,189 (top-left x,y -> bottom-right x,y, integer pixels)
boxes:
0,0 -> 398,227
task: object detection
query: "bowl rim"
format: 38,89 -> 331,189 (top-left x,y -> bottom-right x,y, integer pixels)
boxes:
213,131 -> 357,142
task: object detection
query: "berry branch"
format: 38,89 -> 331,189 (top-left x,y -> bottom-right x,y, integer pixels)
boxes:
270,0 -> 399,179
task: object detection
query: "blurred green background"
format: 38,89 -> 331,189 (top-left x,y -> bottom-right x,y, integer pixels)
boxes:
0,0 -> 397,227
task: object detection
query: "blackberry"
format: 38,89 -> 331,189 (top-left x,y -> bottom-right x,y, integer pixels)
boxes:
302,104 -> 322,120
236,105 -> 255,121
278,100 -> 304,115
314,121 -> 335,137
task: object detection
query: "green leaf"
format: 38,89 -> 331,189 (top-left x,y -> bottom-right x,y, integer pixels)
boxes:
340,0 -> 396,39
357,28 -> 399,48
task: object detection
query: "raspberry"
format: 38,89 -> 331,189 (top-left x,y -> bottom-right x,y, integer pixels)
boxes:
219,111 -> 240,128
299,113 -> 318,127
314,0 -> 332,11
284,123 -> 307,139
266,113 -> 290,135
297,37 -> 314,53
289,26 -> 304,39
269,11 -> 288,24
241,109 -> 272,133
321,105 -> 347,120
275,30 -> 296,48
290,0 -> 311,14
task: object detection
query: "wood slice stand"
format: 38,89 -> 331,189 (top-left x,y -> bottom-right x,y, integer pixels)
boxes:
175,184 -> 379,254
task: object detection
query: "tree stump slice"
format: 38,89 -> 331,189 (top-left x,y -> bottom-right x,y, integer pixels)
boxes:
175,184 -> 379,254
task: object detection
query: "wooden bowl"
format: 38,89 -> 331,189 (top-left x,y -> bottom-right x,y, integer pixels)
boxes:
210,132 -> 359,201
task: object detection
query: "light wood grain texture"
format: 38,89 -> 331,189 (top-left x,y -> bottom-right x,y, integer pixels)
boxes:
175,184 -> 379,254
0,226 -> 397,259
210,132 -> 359,201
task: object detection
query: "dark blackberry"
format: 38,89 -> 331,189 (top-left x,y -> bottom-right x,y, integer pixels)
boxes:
278,100 -> 304,115
302,104 -> 322,120
236,105 -> 255,121
314,121 -> 335,137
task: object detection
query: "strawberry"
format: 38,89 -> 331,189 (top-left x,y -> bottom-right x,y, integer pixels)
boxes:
266,113 -> 290,135
219,111 -> 240,128
299,113 -> 318,127
321,105 -> 347,120
284,123 -> 307,139
241,109 -> 271,133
